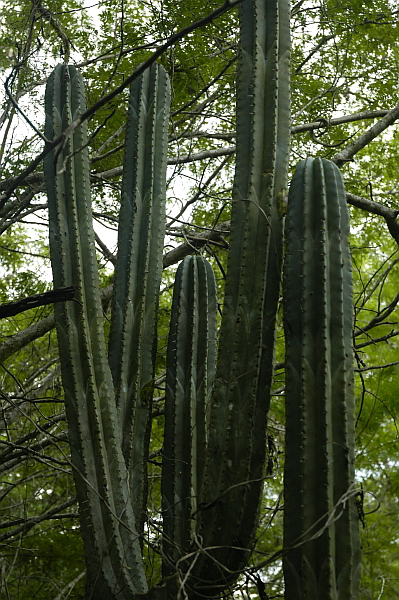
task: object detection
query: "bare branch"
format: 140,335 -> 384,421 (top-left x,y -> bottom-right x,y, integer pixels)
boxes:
295,35 -> 335,74
0,0 -> 242,208
168,155 -> 232,226
0,287 -> 75,319
163,222 -> 230,268
355,293 -> 399,336
51,570 -> 86,600
94,231 -> 116,265
355,329 -> 399,350
0,496 -> 77,543
346,192 -> 399,244
292,110 -> 390,133
32,0 -> 74,62
0,285 -> 112,363
332,101 -> 399,167
355,360 -> 399,372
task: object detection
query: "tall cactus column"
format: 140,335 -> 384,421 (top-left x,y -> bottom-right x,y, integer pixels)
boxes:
283,158 -> 360,600
44,63 -> 170,600
193,0 -> 291,592
108,63 -> 170,538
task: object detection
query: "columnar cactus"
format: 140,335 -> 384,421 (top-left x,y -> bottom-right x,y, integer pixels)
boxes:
283,157 -> 360,600
159,0 -> 291,595
108,64 -> 170,538
191,0 -> 291,590
43,1 -> 359,599
162,255 -> 217,574
44,63 -> 169,599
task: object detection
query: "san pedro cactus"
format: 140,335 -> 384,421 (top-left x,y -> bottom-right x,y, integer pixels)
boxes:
44,62 -> 169,599
43,0 -> 360,598
162,255 -> 217,575
283,157 -> 360,600
108,63 -> 170,538
159,0 -> 291,595
191,0 -> 291,590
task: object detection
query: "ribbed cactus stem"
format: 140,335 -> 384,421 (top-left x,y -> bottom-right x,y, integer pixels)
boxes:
283,157 -> 359,600
195,0 -> 291,588
44,64 -> 147,600
108,63 -> 170,535
162,255 -> 217,576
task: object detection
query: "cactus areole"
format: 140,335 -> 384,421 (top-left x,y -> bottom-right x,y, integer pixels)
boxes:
44,1 -> 359,599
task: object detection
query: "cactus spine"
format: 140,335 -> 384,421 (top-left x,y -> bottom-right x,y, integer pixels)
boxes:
283,157 -> 360,600
44,63 -> 169,599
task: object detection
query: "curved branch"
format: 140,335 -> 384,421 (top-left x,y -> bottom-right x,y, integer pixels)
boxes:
0,286 -> 75,319
0,284 -> 112,363
346,192 -> 399,244
163,222 -> 230,268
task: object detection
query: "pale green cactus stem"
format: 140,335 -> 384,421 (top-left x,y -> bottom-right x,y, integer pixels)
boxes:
44,63 -> 170,600
283,157 -> 360,600
162,255 -> 217,576
193,0 -> 291,590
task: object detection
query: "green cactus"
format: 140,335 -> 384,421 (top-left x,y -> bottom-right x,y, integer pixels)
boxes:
162,255 -> 217,575
159,0 -> 291,595
283,157 -> 360,600
108,63 -> 170,538
44,62 -> 169,599
43,0 -> 359,598
191,0 -> 291,589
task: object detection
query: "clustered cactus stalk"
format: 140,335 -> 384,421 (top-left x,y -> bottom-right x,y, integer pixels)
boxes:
44,62 -> 169,598
43,1 -> 359,599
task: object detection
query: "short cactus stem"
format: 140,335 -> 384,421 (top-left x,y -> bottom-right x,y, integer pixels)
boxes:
162,255 -> 217,575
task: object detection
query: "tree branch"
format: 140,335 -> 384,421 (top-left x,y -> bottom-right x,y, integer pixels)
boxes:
0,496 -> 77,543
346,192 -> 399,244
0,286 -> 75,319
163,222 -> 230,268
0,285 -> 112,363
332,100 -> 399,167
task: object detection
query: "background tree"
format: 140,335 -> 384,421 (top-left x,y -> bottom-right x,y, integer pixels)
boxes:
0,0 -> 398,598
